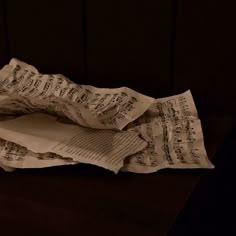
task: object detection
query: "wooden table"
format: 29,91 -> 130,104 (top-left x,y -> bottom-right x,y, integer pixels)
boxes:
0,114 -> 234,236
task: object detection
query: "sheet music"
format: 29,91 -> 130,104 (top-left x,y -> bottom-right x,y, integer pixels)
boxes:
0,59 -> 154,130
122,91 -> 214,173
0,113 -> 147,173
0,138 -> 77,169
0,59 -> 214,174
0,114 -> 78,170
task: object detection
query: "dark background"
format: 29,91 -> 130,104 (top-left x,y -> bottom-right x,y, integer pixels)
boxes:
1,0 -> 235,114
0,0 -> 236,235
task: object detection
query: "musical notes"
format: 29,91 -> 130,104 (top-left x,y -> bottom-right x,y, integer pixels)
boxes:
0,59 -> 155,130
122,91 -> 214,173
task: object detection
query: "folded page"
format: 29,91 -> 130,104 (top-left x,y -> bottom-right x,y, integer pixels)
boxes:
0,59 -> 154,130
0,113 -> 147,173
0,138 -> 77,169
122,91 -> 214,173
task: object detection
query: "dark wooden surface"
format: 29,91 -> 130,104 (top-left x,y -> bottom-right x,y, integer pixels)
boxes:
169,122 -> 236,235
0,114 -> 233,236
0,167 -> 199,236
86,0 -> 172,97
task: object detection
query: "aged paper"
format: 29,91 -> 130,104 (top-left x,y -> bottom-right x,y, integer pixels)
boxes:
0,114 -> 77,171
0,59 -> 154,130
0,113 -> 147,173
122,91 -> 214,173
0,59 -> 214,174
0,138 -> 77,169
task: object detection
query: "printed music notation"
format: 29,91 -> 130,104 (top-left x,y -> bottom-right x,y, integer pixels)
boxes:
123,91 -> 213,173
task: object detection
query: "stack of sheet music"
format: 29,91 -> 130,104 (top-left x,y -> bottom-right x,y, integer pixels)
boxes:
0,59 -> 214,173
